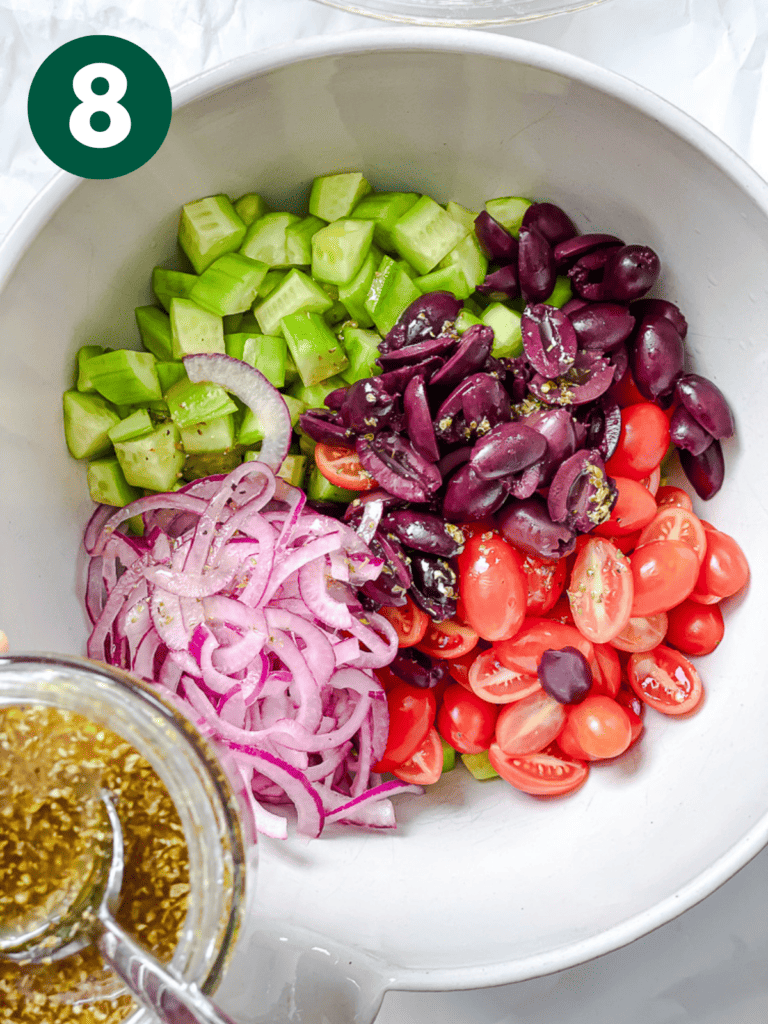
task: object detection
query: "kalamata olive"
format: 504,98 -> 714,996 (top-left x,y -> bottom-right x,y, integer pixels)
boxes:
500,354 -> 533,404
567,302 -> 636,352
470,422 -> 547,480
674,373 -> 735,439
435,373 -> 512,443
506,460 -> 545,500
518,225 -> 556,303
409,554 -> 458,621
371,531 -> 412,590
567,245 -> 621,301
324,387 -> 347,410
361,574 -> 407,608
377,359 -> 443,393
382,510 -> 465,557
553,233 -> 624,271
495,495 -> 577,560
601,244 -> 660,303
630,315 -> 684,401
430,324 -> 494,389
377,333 -> 456,368
298,409 -> 351,444
528,350 -> 615,406
436,445 -> 472,477
522,202 -> 578,246
336,377 -> 401,433
576,398 -> 622,461
344,488 -> 405,524
356,431 -> 442,503
630,298 -> 688,339
476,263 -> 520,301
390,648 -> 448,689
607,342 -> 629,384
669,405 -> 714,456
538,647 -> 593,704
519,407 -> 578,484
561,296 -> 589,316
547,449 -> 617,532
474,211 -> 519,262
403,375 -> 440,463
381,291 -> 462,352
521,304 -> 578,378
680,438 -> 724,500
442,463 -> 507,521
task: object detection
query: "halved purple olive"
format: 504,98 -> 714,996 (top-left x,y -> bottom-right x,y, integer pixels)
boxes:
674,373 -> 734,439
476,263 -> 520,301
518,225 -> 556,303
680,439 -> 724,500
520,407 -> 578,485
390,648 -> 448,688
469,422 -> 547,480
474,211 -> 518,262
336,377 -> 401,433
381,291 -> 462,352
409,554 -> 458,621
436,445 -> 472,478
547,449 -> 617,532
522,202 -> 577,246
601,244 -> 660,303
567,302 -> 636,352
522,304 -> 577,378
442,463 -> 507,521
356,431 -> 442,503
567,246 -> 621,301
576,398 -> 622,461
344,488 -> 405,524
630,298 -> 688,339
382,510 -> 465,557
630,315 -> 684,401
429,324 -> 494,390
495,495 -> 577,560
298,408 -> 351,444
669,404 -> 713,456
506,460 -> 545,500
403,375 -> 440,463
435,373 -> 512,443
377,333 -> 456,368
528,350 -> 615,406
553,233 -> 624,271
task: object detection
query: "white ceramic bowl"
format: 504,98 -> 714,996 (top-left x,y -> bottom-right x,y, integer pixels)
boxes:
1,29 -> 767,1024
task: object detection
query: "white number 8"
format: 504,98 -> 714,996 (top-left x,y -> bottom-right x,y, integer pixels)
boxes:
69,62 -> 131,149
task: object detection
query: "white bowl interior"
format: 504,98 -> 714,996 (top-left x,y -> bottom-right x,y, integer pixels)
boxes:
2,33 -> 767,995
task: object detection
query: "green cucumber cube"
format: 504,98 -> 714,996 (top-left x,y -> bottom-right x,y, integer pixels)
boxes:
223,312 -> 244,333
285,215 -> 325,266
306,465 -> 357,504
165,377 -> 238,430
254,269 -> 333,337
152,268 -> 198,312
455,309 -> 483,334
233,193 -> 270,227
240,212 -> 301,267
298,431 -> 316,458
83,349 -> 162,405
224,332 -> 286,388
391,196 -> 468,276
114,422 -> 185,492
178,195 -> 246,275
281,311 -> 348,387
309,172 -> 372,222
461,750 -> 499,781
180,413 -> 236,454
543,275 -> 573,308
350,192 -> 420,252
107,408 -> 154,445
415,264 -> 474,301
135,305 -> 174,361
257,270 -> 288,299
157,361 -> 187,393
484,196 -> 532,237
364,255 -> 420,336
87,457 -> 141,507
311,219 -> 374,286
337,251 -> 376,328
439,232 -> 488,292
189,252 -> 269,316
63,390 -> 120,460
441,738 -> 457,773
481,302 -> 523,358
341,325 -> 382,384
245,450 -> 307,488
284,350 -> 300,386
445,201 -> 478,233
288,374 -> 347,410
76,345 -> 106,392
169,297 -> 225,358
182,450 -> 243,481
238,391 -> 304,447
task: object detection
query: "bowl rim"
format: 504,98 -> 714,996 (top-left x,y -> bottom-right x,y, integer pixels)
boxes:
3,26 -> 768,993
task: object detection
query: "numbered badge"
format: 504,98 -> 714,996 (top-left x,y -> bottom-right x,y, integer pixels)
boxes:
28,35 -> 172,179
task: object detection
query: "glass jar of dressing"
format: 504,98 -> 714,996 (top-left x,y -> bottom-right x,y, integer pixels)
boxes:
0,653 -> 247,1024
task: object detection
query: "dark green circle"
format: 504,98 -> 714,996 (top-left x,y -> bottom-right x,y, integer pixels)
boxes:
28,35 -> 172,180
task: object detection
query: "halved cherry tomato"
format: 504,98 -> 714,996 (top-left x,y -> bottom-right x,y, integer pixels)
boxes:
468,647 -> 541,705
556,695 -> 633,760
496,617 -> 594,676
373,681 -> 436,771
519,551 -> 567,615
627,644 -> 704,715
630,540 -> 699,616
417,618 -> 479,660
546,592 -> 575,625
447,649 -> 478,690
457,519 -> 497,541
436,683 -> 498,754
567,537 -> 633,643
688,527 -> 749,604
615,683 -> 645,746
373,665 -> 400,692
378,596 -> 429,648
593,476 -> 657,537
636,506 -> 707,565
457,533 -> 527,642
391,726 -> 443,784
488,741 -> 589,796
640,465 -> 661,497
656,485 -> 693,511
665,600 -> 725,656
605,403 -> 671,480
610,612 -> 668,653
494,690 -> 566,756
609,366 -> 646,408
591,642 -> 622,697
314,442 -> 377,491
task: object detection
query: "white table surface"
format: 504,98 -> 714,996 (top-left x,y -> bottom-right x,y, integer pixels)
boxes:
3,1 -> 768,1020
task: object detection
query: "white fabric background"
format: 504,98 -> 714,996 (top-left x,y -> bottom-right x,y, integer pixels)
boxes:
2,1 -> 768,1020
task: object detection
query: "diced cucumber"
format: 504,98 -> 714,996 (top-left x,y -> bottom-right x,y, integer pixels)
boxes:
461,750 -> 500,780
165,377 -> 239,430
285,215 -> 325,266
391,196 -> 468,276
223,312 -> 244,333
309,172 -> 372,222
364,255 -> 420,336
224,332 -> 286,388
180,413 -> 236,454
233,193 -> 270,227
114,422 -> 185,492
283,394 -> 308,428
311,219 -> 374,286
169,298 -> 225,358
254,269 -> 333,337
284,350 -> 300,386
288,374 -> 347,410
178,195 -> 246,275
245,450 -> 307,488
415,264 -> 474,301
157,361 -> 187,393
107,408 -> 154,444
87,457 -> 141,507
181,450 -> 243,482
481,302 -> 523,358
455,309 -> 482,334
281,311 -> 348,387
298,431 -> 316,458
240,212 -> 301,267
189,253 -> 269,316
237,390 -> 305,447
341,326 -> 381,384
76,345 -> 106,392
321,284 -> 350,326
484,196 -> 531,237
152,268 -> 197,312
84,349 -> 162,405
441,738 -> 457,773
543,275 -> 572,308
395,258 -> 420,280
350,192 -> 419,252
438,232 -> 488,292
445,201 -> 478,233
135,305 -> 174,361
63,390 -> 120,460
337,250 -> 378,327
306,465 -> 357,504
257,270 -> 287,299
